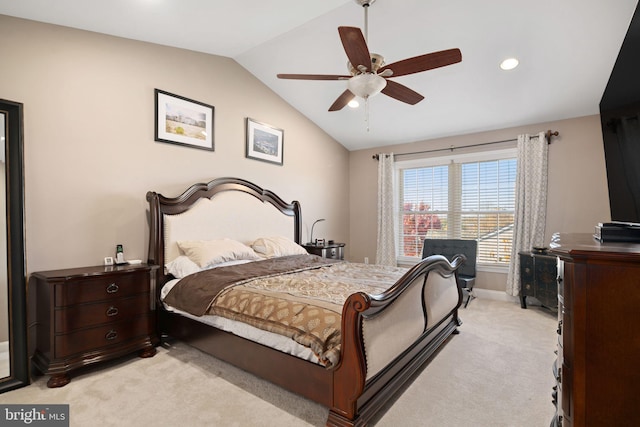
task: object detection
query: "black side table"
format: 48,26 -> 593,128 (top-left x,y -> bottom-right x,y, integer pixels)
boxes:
519,250 -> 558,310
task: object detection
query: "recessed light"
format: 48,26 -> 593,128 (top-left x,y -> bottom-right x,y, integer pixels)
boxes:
500,58 -> 519,70
348,99 -> 360,108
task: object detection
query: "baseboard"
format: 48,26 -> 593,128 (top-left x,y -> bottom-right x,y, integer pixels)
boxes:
473,288 -> 520,303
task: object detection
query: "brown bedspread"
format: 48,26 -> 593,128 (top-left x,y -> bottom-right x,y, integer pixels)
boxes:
164,254 -> 408,367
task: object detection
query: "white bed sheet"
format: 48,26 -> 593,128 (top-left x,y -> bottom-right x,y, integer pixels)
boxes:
161,278 -> 321,365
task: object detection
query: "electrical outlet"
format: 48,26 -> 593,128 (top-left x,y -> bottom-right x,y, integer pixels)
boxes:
364,257 -> 369,264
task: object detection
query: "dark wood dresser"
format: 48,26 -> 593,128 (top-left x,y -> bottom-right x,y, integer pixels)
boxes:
518,250 -> 558,310
549,233 -> 640,426
30,263 -> 158,387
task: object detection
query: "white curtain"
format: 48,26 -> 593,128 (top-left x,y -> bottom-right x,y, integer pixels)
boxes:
376,153 -> 396,266
507,133 -> 549,296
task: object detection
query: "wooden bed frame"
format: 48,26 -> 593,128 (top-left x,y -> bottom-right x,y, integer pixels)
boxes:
146,177 -> 464,426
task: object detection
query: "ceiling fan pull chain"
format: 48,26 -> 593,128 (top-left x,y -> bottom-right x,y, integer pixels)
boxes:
365,98 -> 370,132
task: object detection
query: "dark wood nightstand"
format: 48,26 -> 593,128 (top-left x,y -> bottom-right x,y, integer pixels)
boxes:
30,263 -> 159,387
302,242 -> 345,260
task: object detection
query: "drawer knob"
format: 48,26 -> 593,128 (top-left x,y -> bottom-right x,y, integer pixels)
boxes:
106,306 -> 119,317
105,329 -> 118,341
106,283 -> 119,294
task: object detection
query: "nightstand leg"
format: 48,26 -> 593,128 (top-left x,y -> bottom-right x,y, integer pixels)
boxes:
47,373 -> 71,388
139,345 -> 156,358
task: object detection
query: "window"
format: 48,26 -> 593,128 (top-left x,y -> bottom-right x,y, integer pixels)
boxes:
396,149 -> 517,267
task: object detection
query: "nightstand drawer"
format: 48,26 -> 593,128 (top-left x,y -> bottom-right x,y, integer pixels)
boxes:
54,314 -> 152,358
324,246 -> 343,259
54,294 -> 150,333
302,243 -> 345,260
54,271 -> 148,306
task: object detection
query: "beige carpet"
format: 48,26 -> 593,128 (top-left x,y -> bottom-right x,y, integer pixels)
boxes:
0,298 -> 557,426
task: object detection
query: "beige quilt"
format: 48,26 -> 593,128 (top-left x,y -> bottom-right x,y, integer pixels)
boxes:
164,255 -> 408,367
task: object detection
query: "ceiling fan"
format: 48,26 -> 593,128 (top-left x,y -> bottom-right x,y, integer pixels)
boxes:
277,0 -> 462,112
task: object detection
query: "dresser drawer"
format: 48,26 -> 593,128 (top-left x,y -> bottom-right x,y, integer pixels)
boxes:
54,294 -> 150,333
54,314 -> 152,358
54,271 -> 148,306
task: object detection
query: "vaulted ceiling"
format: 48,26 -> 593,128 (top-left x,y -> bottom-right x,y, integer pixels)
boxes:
0,0 -> 637,150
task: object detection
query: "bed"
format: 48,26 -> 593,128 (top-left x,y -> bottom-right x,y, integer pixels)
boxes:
146,177 -> 464,426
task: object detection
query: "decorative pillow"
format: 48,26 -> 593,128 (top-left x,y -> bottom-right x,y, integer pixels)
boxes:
165,255 -> 201,279
251,236 -> 307,258
177,238 -> 261,268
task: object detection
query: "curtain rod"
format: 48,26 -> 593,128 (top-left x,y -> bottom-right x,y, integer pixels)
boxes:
372,130 -> 559,160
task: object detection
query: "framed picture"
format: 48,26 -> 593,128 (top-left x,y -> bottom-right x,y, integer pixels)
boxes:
155,89 -> 214,151
245,118 -> 284,165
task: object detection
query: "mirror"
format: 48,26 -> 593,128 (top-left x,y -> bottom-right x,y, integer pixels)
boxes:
0,99 -> 28,393
0,112 -> 6,377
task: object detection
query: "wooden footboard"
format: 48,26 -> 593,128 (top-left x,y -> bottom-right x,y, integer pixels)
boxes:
328,254 -> 464,426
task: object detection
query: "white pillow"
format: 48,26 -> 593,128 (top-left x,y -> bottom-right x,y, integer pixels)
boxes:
177,238 -> 261,268
166,256 -> 201,279
165,257 -> 257,280
251,236 -> 307,258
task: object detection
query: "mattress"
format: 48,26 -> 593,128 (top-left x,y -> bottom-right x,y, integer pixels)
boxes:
161,278 -> 321,364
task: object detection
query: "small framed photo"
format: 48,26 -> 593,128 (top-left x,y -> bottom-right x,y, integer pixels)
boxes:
155,89 -> 214,151
246,118 -> 284,166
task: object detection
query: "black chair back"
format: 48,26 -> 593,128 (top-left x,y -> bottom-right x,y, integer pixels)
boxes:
422,239 -> 477,278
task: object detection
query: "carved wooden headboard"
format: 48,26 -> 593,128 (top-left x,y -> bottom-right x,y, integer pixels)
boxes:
146,177 -> 301,282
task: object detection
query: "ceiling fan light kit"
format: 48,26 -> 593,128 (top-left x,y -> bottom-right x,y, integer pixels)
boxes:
276,0 -> 462,112
347,73 -> 387,99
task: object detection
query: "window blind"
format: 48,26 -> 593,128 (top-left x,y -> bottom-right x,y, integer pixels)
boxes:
396,151 -> 517,266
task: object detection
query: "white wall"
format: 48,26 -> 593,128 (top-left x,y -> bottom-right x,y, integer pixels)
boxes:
0,15 -> 350,274
349,115 -> 611,292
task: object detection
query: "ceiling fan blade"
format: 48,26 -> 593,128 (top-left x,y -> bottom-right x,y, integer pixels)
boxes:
379,48 -> 462,78
381,80 -> 425,105
277,74 -> 351,80
338,26 -> 371,72
329,90 -> 356,112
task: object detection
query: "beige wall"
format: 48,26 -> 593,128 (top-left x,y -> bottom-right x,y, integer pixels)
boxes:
0,15 -> 350,274
0,14 -> 613,294
349,115 -> 611,292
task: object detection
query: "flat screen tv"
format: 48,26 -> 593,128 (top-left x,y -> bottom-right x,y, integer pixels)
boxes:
600,3 -> 640,224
